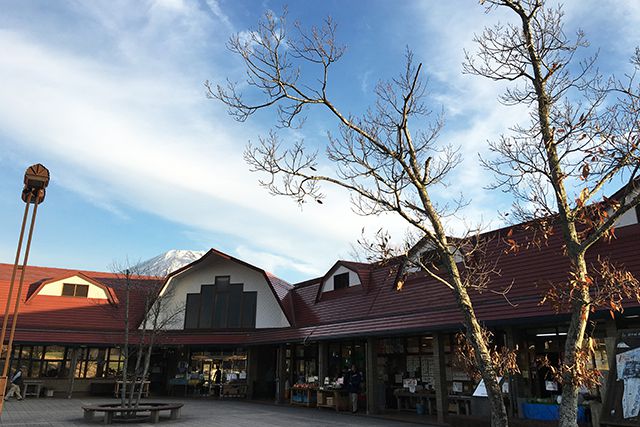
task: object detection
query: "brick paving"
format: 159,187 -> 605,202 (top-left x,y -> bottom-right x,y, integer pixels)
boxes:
0,397 -> 422,426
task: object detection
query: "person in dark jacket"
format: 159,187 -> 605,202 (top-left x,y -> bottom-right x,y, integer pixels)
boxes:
212,365 -> 222,397
4,366 -> 25,401
346,364 -> 362,413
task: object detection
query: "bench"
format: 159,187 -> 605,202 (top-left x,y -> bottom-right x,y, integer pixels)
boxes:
22,380 -> 44,398
82,403 -> 183,424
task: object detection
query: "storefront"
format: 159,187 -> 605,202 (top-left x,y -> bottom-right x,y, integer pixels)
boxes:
162,346 -> 248,398
3,220 -> 640,427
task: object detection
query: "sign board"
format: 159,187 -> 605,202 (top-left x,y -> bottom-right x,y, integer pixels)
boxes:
601,329 -> 640,426
403,378 -> 417,389
545,381 -> 558,391
473,377 -> 504,397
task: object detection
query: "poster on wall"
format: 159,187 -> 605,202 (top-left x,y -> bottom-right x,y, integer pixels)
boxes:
602,329 -> 640,426
616,345 -> 640,419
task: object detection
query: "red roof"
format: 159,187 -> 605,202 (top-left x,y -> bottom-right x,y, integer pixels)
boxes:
277,222 -> 640,340
2,222 -> 639,346
0,264 -> 162,344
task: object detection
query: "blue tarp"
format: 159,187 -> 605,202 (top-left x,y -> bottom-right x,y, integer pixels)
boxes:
522,403 -> 587,423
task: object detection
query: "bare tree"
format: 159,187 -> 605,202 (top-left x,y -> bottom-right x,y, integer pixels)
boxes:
210,10 -> 517,426
131,284 -> 183,409
109,261 -> 183,411
465,1 -> 640,425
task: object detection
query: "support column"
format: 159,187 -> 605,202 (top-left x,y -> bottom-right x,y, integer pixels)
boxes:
366,337 -> 378,414
247,347 -> 258,399
276,344 -> 286,404
318,341 -> 327,383
433,333 -> 448,424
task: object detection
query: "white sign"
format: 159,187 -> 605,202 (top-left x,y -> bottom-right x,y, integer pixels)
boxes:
545,381 -> 558,391
473,380 -> 487,397
403,378 -> 417,389
473,377 -> 504,397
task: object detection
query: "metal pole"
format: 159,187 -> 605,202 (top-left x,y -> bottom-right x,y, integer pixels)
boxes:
1,165 -> 48,415
0,201 -> 31,355
2,196 -> 39,378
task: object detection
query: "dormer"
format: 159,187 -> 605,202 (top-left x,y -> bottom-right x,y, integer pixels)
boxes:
27,273 -> 117,303
404,241 -> 462,274
316,261 -> 369,301
321,265 -> 361,293
607,179 -> 640,228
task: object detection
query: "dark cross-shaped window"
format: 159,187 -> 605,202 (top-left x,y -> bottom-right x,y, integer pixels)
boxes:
184,276 -> 257,329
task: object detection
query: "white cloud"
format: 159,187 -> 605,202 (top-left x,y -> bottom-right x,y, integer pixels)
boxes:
4,1 -> 638,282
0,6 -> 407,281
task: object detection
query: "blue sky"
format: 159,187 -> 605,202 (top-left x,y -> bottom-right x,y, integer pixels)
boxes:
1,0 -> 639,283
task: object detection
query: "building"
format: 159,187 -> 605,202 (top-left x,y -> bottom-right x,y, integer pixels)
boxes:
1,210 -> 640,424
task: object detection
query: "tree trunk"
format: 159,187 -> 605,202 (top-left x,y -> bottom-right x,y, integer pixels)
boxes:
446,254 -> 509,427
134,338 -> 154,408
66,348 -> 79,399
558,254 -> 591,427
459,289 -> 509,427
128,345 -> 144,408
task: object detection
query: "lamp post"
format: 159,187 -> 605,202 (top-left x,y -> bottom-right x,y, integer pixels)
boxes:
0,164 -> 49,413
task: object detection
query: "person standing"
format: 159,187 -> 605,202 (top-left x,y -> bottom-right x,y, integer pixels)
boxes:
4,366 -> 25,401
212,365 -> 222,397
346,364 -> 362,414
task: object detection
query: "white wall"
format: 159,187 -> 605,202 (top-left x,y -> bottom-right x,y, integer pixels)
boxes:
616,207 -> 638,227
160,255 -> 290,329
321,265 -> 361,293
38,275 -> 109,299
613,187 -> 640,227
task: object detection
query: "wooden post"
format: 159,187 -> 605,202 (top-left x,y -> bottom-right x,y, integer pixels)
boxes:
318,341 -> 327,383
0,376 -> 6,413
433,333 -> 448,424
365,337 -> 378,414
247,347 -> 258,399
276,344 -> 286,404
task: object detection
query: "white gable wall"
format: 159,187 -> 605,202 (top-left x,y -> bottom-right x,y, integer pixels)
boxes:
160,255 -> 290,329
38,276 -> 109,299
321,265 -> 360,293
616,207 -> 638,227
612,187 -> 640,227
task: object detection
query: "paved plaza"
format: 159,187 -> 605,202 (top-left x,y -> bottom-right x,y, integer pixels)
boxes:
0,397 -> 426,426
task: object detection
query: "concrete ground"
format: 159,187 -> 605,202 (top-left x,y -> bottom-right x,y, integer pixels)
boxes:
0,397 -> 426,426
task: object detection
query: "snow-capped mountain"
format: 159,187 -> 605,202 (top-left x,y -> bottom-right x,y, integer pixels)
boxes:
134,249 -> 206,277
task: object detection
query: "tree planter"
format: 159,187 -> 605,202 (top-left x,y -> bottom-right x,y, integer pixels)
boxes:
81,402 -> 183,424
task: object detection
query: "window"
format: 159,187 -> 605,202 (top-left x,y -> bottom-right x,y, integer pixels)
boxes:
327,340 -> 366,378
62,283 -> 89,297
105,348 -> 124,378
0,345 -> 123,379
42,346 -> 66,377
184,276 -> 257,329
333,272 -> 349,290
76,348 -> 101,378
292,344 -> 317,382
